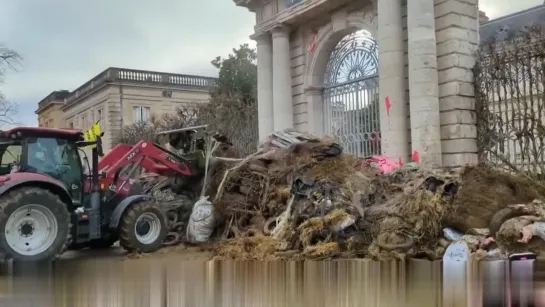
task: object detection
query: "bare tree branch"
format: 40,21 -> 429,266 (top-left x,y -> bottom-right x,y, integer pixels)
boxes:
0,45 -> 21,127
0,45 -> 21,76
116,106 -> 200,145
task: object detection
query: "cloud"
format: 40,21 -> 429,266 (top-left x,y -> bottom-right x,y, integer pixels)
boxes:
480,0 -> 542,18
0,0 -> 542,127
0,0 -> 256,126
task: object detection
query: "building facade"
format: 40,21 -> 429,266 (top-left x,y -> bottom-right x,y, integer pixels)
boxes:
234,0 -> 482,168
35,90 -> 71,128
36,67 -> 217,152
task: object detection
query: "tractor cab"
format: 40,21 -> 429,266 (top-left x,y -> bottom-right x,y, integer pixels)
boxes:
0,127 -> 87,205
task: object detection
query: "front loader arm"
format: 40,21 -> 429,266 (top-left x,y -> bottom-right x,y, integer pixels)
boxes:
103,140 -> 196,180
98,144 -> 133,173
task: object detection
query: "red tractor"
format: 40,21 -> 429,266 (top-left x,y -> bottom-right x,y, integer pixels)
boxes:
0,125 -> 217,262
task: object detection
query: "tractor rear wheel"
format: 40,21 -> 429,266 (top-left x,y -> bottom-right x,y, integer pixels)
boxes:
118,202 -> 167,253
0,187 -> 71,262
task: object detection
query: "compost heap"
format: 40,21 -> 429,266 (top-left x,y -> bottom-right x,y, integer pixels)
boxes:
209,133 -> 545,261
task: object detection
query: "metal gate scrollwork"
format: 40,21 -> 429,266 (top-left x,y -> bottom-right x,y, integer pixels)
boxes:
323,29 -> 380,157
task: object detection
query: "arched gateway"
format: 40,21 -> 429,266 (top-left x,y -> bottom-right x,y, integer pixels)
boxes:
238,0 -> 480,168
323,30 -> 380,157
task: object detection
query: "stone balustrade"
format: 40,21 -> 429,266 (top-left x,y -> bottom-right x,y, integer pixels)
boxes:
64,67 -> 217,107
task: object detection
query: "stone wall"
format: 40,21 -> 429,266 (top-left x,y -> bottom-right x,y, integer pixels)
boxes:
290,29 -> 306,132
380,0 -> 411,162
434,0 -> 479,168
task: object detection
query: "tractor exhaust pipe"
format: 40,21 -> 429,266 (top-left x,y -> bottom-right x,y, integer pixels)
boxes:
88,139 -> 103,240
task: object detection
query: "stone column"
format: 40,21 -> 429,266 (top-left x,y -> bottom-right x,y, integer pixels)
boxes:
377,0 -> 409,161
435,0 -> 479,168
271,25 -> 293,131
254,33 -> 274,141
305,86 -> 324,137
407,0 -> 442,167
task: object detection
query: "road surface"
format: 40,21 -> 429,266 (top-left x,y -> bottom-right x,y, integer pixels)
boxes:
60,242 -> 213,261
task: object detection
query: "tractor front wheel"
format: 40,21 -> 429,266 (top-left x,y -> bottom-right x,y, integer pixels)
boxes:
0,188 -> 71,262
118,202 -> 167,253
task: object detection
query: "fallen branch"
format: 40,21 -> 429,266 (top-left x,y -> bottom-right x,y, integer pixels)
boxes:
271,194 -> 295,239
214,148 -> 266,202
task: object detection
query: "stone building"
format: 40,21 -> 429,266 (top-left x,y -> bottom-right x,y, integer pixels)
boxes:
36,67 -> 217,151
35,90 -> 70,128
479,3 -> 545,44
234,0 -> 481,168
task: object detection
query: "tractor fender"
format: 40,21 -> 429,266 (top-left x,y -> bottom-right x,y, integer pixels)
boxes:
0,173 -> 73,206
109,194 -> 153,229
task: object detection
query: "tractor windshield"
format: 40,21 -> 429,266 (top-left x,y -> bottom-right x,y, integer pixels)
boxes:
25,137 -> 83,185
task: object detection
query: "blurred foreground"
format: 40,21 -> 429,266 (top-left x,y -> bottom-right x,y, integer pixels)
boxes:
0,255 -> 544,307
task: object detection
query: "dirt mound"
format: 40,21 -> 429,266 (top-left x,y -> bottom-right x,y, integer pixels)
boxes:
214,235 -> 285,261
445,165 -> 545,232
210,131 -> 457,260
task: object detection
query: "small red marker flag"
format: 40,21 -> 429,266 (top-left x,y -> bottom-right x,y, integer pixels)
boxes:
385,97 -> 392,117
412,151 -> 420,163
308,30 -> 318,55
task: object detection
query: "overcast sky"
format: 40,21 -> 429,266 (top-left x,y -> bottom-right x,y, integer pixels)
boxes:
0,0 -> 542,127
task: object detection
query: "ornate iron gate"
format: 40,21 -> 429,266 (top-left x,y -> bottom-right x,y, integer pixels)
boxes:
323,30 -> 380,157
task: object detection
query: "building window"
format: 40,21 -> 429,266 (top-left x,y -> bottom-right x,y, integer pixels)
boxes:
82,115 -> 89,130
97,108 -> 103,122
162,90 -> 172,98
133,106 -> 150,123
69,122 -> 74,129
286,0 -> 303,8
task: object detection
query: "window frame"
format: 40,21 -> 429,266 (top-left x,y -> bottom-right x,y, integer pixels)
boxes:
133,106 -> 151,123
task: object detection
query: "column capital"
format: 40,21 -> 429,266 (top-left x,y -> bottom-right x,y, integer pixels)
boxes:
271,24 -> 290,39
304,86 -> 324,95
251,32 -> 272,45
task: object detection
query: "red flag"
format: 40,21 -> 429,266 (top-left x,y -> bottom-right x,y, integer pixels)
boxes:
308,30 -> 318,55
385,97 -> 392,117
412,151 -> 420,163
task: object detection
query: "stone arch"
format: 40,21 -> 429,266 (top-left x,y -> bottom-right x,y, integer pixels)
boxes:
304,9 -> 379,155
304,11 -> 378,89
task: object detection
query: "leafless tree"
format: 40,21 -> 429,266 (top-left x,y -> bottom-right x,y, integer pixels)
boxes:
115,106 -> 200,145
196,93 -> 258,155
0,45 -> 21,127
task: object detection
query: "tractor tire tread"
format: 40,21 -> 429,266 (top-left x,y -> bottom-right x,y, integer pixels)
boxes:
118,202 -> 166,253
0,187 -> 71,262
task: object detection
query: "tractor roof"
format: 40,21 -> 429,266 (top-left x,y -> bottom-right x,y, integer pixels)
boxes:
0,127 -> 84,141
